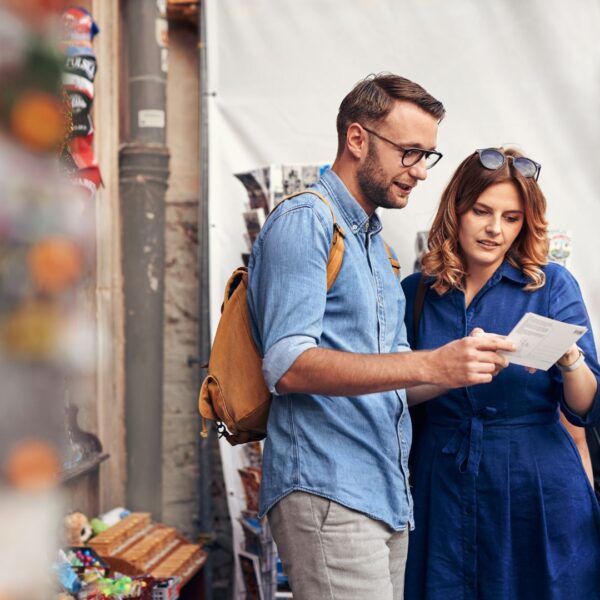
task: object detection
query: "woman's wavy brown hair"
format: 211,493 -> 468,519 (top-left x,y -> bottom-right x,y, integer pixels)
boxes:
422,148 -> 549,294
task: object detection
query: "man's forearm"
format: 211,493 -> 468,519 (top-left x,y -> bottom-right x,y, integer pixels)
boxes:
276,347 -> 433,396
275,334 -> 516,395
406,384 -> 447,406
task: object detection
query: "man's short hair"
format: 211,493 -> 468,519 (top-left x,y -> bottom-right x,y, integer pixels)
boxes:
336,73 -> 445,156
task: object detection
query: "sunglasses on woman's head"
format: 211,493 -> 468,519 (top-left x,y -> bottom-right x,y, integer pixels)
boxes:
476,148 -> 541,181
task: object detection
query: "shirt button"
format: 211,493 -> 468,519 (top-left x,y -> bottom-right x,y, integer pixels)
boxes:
465,505 -> 474,515
351,224 -> 358,232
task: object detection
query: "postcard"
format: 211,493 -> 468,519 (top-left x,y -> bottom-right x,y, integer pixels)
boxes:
499,312 -> 587,370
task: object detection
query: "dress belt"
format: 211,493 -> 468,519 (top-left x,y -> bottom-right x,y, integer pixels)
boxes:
429,408 -> 559,476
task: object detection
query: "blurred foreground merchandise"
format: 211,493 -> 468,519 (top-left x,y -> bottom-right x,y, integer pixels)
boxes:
60,6 -> 103,198
0,2 -> 96,598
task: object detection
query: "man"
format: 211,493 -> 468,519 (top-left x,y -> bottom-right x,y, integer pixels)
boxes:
247,73 -> 514,599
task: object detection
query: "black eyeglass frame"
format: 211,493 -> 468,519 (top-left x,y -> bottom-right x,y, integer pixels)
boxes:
476,148 -> 542,181
360,124 -> 443,169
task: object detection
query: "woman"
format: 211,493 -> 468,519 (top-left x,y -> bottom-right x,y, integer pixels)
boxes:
402,147 -> 600,599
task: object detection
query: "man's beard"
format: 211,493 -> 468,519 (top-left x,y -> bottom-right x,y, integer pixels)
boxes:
356,145 -> 397,210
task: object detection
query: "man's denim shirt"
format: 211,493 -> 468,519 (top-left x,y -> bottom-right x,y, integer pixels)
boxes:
247,168 -> 413,531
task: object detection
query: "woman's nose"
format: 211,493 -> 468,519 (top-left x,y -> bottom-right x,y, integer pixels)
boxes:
485,217 -> 501,234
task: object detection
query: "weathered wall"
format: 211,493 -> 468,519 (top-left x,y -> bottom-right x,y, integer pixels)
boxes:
163,19 -> 233,598
162,18 -> 201,537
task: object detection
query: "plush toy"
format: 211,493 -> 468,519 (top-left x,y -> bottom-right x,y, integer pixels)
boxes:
90,516 -> 109,536
64,511 -> 92,546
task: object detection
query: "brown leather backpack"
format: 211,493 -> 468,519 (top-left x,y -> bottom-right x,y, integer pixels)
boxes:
198,190 -> 400,446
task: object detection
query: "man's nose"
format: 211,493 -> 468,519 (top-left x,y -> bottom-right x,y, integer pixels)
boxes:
408,158 -> 428,181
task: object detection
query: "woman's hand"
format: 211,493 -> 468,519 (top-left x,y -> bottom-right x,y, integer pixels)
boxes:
558,344 -> 580,367
556,343 -> 598,417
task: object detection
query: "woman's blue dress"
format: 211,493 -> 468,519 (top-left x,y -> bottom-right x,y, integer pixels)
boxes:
402,261 -> 600,600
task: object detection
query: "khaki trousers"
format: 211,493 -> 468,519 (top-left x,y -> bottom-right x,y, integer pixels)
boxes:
269,491 -> 409,600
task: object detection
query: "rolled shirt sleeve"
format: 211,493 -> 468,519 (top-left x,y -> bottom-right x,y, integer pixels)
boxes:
262,335 -> 317,394
549,266 -> 600,426
247,198 -> 333,395
396,320 -> 412,353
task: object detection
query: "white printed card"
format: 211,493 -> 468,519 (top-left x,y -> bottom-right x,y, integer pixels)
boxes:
500,312 -> 587,370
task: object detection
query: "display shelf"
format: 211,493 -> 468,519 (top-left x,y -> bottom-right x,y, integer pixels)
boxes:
88,513 -> 207,586
60,452 -> 110,483
61,404 -> 110,516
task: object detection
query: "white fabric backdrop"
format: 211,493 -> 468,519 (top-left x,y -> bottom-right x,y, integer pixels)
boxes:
205,1 -> 600,595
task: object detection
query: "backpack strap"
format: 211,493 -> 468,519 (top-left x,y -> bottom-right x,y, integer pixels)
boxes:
383,241 -> 401,279
412,274 -> 427,344
408,274 -> 428,478
277,191 -> 400,286
279,190 -> 345,290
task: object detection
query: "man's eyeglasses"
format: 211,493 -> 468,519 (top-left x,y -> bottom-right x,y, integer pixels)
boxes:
361,125 -> 443,169
476,148 -> 541,181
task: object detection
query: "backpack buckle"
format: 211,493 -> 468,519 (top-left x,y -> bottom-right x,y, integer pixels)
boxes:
215,421 -> 231,440
333,222 -> 346,242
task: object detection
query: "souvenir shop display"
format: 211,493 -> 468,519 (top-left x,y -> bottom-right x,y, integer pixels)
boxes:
236,443 -> 277,600
88,512 -> 206,585
235,163 -> 328,265
60,6 -> 102,199
547,229 -> 572,267
0,3 -> 96,598
54,509 -> 206,599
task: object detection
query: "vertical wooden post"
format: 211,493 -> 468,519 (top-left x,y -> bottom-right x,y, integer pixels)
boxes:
93,0 -> 127,511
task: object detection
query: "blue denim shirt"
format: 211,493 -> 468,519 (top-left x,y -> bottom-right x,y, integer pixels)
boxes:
247,168 -> 413,531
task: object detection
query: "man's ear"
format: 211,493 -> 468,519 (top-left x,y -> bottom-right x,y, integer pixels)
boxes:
345,122 -> 367,160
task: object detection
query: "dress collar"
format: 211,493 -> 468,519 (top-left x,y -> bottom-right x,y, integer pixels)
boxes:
498,259 -> 530,285
427,259 -> 530,301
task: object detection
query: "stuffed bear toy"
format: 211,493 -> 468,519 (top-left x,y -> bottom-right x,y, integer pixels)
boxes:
64,511 -> 92,546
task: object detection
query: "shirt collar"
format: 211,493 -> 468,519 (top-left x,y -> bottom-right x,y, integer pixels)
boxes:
430,259 -> 529,302
498,259 -> 530,285
319,168 -> 382,236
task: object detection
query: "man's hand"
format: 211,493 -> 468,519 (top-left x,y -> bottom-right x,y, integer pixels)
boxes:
470,327 -> 511,376
427,329 -> 515,388
471,327 -> 538,374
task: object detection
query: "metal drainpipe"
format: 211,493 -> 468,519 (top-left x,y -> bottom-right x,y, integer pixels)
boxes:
120,0 -> 169,520
197,1 -> 214,599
